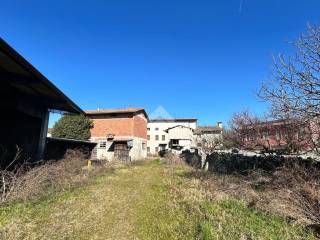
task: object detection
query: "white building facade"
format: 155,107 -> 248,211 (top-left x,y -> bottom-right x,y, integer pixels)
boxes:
147,119 -> 197,155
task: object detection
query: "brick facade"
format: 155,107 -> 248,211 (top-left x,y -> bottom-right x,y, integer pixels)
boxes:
86,109 -> 148,140
90,118 -> 135,138
133,114 -> 148,139
85,108 -> 148,161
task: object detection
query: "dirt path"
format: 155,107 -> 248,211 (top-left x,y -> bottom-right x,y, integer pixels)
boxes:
0,161 -> 196,239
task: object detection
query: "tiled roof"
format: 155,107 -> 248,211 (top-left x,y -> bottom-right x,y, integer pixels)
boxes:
85,108 -> 144,115
85,108 -> 149,120
149,118 -> 197,123
164,125 -> 194,133
194,126 -> 222,135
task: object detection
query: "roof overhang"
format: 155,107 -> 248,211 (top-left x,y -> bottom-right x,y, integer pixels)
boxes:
0,38 -> 83,114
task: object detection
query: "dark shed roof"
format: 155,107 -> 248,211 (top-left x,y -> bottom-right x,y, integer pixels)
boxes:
0,38 -> 83,114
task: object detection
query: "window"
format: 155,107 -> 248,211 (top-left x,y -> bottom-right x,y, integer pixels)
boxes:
155,147 -> 159,152
172,139 -> 179,145
155,135 -> 159,141
147,135 -> 150,140
142,142 -> 146,149
147,128 -> 150,131
99,141 -> 107,148
162,135 -> 165,141
160,144 -> 166,150
155,127 -> 159,131
147,147 -> 150,153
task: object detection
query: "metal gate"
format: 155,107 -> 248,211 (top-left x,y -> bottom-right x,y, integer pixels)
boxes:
114,142 -> 130,161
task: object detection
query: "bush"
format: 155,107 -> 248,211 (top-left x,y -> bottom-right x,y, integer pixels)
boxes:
52,114 -> 93,141
186,152 -> 320,236
180,150 -> 202,168
162,152 -> 185,165
0,150 -> 109,204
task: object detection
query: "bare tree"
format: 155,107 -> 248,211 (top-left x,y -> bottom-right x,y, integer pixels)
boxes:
258,24 -> 320,153
226,111 -> 262,150
259,24 -> 320,119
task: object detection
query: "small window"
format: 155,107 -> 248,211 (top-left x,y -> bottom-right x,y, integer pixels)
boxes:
147,147 -> 150,153
147,128 -> 150,131
162,135 -> 165,141
155,147 -> 159,152
155,135 -> 159,141
172,139 -> 179,145
99,141 -> 107,148
155,128 -> 159,131
147,135 -> 150,140
142,142 -> 146,149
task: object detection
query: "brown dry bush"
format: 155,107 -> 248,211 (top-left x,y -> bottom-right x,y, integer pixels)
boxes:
0,149 -> 110,205
162,152 -> 186,165
268,164 -> 320,226
183,155 -> 320,236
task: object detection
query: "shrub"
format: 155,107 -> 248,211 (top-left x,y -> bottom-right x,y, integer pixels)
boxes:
52,114 -> 93,141
180,150 -> 202,168
187,152 -> 320,236
0,150 -> 109,204
162,152 -> 185,165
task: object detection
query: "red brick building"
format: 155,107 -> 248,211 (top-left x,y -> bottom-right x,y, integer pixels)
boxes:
85,108 -> 148,161
242,119 -> 318,152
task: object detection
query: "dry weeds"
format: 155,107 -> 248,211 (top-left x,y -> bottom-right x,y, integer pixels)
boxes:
0,149 -> 112,205
182,162 -> 320,237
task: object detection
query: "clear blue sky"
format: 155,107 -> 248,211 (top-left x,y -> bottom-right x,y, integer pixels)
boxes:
1,1 -> 320,127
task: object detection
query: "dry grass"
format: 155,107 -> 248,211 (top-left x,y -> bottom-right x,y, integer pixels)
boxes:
0,150 -> 112,205
0,159 -> 315,239
182,162 -> 320,237
162,152 -> 186,165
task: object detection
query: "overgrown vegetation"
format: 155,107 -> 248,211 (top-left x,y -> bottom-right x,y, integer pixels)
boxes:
0,159 -> 315,239
180,152 -> 320,238
52,114 -> 93,140
0,150 -> 109,205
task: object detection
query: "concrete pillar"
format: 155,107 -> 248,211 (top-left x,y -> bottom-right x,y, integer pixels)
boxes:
37,109 -> 49,160
200,149 -> 206,168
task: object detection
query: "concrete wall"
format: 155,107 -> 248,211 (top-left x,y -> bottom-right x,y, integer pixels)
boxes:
94,137 -> 147,161
130,137 -> 147,160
